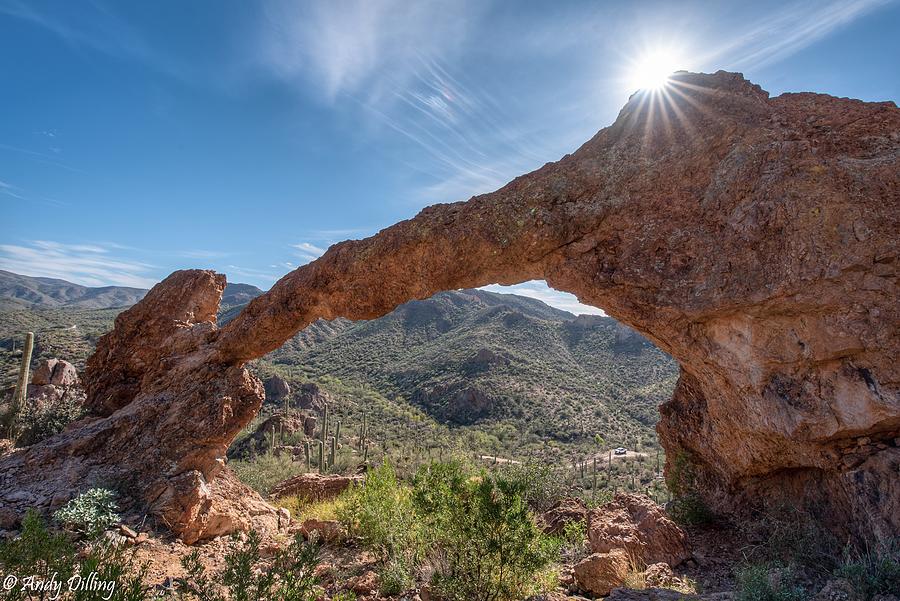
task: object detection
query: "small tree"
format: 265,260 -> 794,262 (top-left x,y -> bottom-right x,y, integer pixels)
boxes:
413,461 -> 559,601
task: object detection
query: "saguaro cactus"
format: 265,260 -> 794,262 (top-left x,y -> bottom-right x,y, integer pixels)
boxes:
320,402 -> 329,449
329,436 -> 336,471
359,413 -> 368,451
7,332 -> 34,439
304,441 -> 311,472
317,440 -> 325,474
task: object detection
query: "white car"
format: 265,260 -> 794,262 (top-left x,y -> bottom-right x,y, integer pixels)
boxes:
614,447 -> 627,455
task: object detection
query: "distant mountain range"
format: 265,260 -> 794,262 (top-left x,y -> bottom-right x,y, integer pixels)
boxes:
0,270 -> 263,310
264,289 -> 677,446
0,270 -> 148,310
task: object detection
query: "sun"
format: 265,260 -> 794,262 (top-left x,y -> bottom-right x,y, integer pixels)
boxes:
628,50 -> 682,91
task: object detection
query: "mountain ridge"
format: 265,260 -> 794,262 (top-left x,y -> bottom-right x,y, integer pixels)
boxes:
0,270 -> 263,310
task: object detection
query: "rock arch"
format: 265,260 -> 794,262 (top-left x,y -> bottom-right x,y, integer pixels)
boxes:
1,71 -> 897,544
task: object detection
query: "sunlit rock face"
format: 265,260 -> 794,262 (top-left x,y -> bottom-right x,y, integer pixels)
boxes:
0,71 -> 896,543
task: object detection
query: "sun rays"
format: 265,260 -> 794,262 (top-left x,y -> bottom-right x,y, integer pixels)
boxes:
616,47 -> 728,156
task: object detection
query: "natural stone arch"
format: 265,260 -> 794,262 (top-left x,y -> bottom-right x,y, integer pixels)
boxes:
1,71 -> 897,544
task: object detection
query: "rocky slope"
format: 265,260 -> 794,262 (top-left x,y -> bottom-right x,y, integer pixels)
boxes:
0,71 -> 897,545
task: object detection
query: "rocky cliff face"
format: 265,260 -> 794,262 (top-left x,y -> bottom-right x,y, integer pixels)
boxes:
0,71 -> 896,544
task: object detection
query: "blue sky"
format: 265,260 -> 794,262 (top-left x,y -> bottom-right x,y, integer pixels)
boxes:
1,0 -> 898,315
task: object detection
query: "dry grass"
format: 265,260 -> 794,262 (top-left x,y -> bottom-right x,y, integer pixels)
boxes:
275,495 -> 345,522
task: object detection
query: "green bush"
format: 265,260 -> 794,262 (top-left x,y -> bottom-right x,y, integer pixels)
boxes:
0,510 -> 149,601
665,452 -> 713,525
499,461 -> 569,512
377,559 -> 414,596
175,529 -> 327,601
337,461 -> 420,592
17,391 -> 85,446
412,461 -> 560,601
230,453 -> 304,495
735,563 -> 805,601
558,519 -> 589,563
53,487 -> 120,537
835,539 -> 900,600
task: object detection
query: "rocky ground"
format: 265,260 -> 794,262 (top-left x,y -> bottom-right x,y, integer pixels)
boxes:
91,489 -> 895,601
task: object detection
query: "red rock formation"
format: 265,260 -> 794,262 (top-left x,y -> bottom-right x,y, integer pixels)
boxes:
0,71 -> 897,544
269,473 -> 363,502
573,548 -> 631,597
0,271 -> 278,542
587,493 -> 690,567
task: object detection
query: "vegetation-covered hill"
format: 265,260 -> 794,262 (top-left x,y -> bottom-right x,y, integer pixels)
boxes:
265,289 -> 677,450
0,272 -> 677,464
0,269 -> 147,310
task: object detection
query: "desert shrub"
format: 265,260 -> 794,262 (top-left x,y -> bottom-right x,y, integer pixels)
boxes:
54,487 -> 120,537
337,461 -> 420,592
175,529 -> 326,601
378,559 -> 413,596
412,460 -> 560,601
500,461 -> 570,512
276,495 -> 344,523
665,452 -> 713,525
739,504 -> 838,572
0,510 -> 150,601
558,519 -> 590,563
835,539 -> 900,600
230,453 -> 304,495
17,391 -> 85,446
735,563 -> 805,601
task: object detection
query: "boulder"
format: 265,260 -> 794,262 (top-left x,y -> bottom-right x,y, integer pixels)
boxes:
588,493 -> 690,567
269,472 -> 363,502
298,518 -> 342,542
264,375 -> 290,402
573,548 -> 630,596
345,570 -> 380,595
540,497 -> 588,534
813,579 -> 862,601
32,359 -> 79,387
26,358 -> 83,408
643,563 -> 677,588
295,383 -> 329,412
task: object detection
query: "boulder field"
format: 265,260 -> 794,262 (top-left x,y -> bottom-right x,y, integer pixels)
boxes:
0,71 -> 897,544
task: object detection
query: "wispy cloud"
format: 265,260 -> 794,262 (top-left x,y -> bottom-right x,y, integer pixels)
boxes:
711,0 -> 892,71
225,264 -> 279,284
481,281 -> 605,316
0,240 -> 157,288
0,143 -> 87,175
296,227 -> 376,242
177,249 -> 233,260
257,1 -> 564,203
0,0 -> 184,81
291,242 -> 327,263
0,177 -> 67,207
0,179 -> 26,200
259,0 -> 479,102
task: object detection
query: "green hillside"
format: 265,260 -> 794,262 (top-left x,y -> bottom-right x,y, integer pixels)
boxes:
263,290 -> 677,453
0,274 -> 677,469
